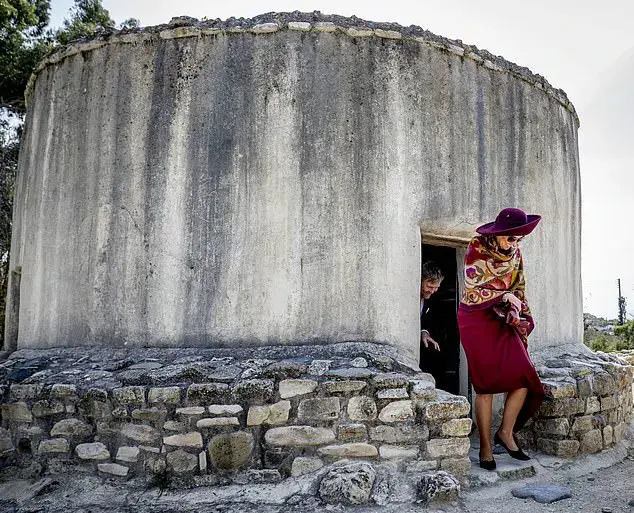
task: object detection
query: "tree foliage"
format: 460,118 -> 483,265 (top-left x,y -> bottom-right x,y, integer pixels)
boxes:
614,321 -> 634,350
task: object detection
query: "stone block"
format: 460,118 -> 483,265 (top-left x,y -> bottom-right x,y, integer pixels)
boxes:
538,398 -> 585,417
593,372 -> 616,396
163,432 -> 203,450
326,368 -> 374,379
163,421 -> 186,432
378,400 -> 414,423
175,406 -> 205,416
9,384 -> 42,401
208,431 -> 254,471
534,418 -> 571,437
265,426 -> 336,447
347,396 -> 377,421
346,27 -> 374,37
313,22 -> 337,32
420,393 -> 470,421
425,438 -> 470,458
131,408 -> 167,422
250,22 -> 279,34
112,406 -> 129,419
120,423 -> 161,444
337,424 -> 367,442
247,405 -> 269,426
440,457 -> 471,477
410,379 -> 436,399
319,462 -> 376,505
542,378 -> 578,399
308,360 -> 331,376
374,29 -> 402,39
321,381 -> 367,394
279,379 -> 318,398
318,443 -> 378,458
187,383 -> 230,405
197,417 -> 239,428
116,446 -> 140,463
370,424 -> 429,443
198,451 -> 207,473
579,429 -> 603,454
287,21 -> 311,31
614,422 -> 626,443
372,373 -> 409,389
298,397 -> 340,421
600,395 -> 617,411
232,379 -> 274,403
378,445 -> 419,459
416,471 -> 460,505
75,442 -> 110,460
112,386 -> 146,405
97,463 -> 129,478
0,428 -> 14,455
2,402 -> 33,422
603,425 -> 614,446
576,377 -> 594,397
246,400 -> 291,426
406,460 -> 438,472
376,388 -> 408,400
441,418 -> 473,437
208,404 -> 243,416
586,396 -> 601,414
167,449 -> 198,473
148,387 -> 181,405
51,384 -> 77,399
263,361 -> 308,379
38,438 -> 70,454
536,438 -> 579,458
291,456 -> 324,476
50,418 -> 93,439
570,416 -> 593,433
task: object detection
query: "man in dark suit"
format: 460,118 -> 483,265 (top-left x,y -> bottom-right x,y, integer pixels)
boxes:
420,261 -> 444,382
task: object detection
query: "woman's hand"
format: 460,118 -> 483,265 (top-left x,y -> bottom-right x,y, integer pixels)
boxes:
503,292 -> 523,311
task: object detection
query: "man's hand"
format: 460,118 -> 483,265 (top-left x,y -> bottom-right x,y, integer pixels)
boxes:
421,331 -> 440,351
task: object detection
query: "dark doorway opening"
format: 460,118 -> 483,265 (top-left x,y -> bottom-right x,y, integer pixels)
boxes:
419,244 -> 460,395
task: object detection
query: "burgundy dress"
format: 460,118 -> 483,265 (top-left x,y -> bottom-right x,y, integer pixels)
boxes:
458,236 -> 545,432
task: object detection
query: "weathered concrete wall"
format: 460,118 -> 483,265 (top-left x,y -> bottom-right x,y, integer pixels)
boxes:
6,14 -> 582,361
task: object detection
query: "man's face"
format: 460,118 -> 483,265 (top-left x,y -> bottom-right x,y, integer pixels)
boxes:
421,278 -> 442,300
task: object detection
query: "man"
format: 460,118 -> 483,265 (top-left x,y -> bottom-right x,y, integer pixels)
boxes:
420,261 -> 444,379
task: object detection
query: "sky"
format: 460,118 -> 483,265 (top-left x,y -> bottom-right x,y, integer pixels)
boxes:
49,0 -> 634,319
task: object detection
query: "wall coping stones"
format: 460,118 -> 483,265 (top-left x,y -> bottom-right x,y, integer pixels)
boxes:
23,12 -> 579,124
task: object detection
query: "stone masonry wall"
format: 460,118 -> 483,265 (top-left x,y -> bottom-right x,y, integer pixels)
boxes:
522,351 -> 634,457
0,345 -> 471,485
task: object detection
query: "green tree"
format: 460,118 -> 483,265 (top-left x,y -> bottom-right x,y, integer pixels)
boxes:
614,320 -> 634,350
55,0 -> 115,45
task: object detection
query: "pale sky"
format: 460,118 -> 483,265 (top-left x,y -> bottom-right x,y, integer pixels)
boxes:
49,0 -> 634,319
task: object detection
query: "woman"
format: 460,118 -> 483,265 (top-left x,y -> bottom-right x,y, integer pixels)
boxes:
457,207 -> 545,470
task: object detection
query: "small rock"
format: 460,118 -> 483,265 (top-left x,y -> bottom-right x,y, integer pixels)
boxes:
97,463 -> 129,477
75,442 -> 110,461
350,357 -> 368,368
167,449 -> 198,473
319,462 -> 376,505
163,432 -> 203,450
279,379 -> 318,399
208,431 -> 254,471
291,456 -> 324,477
116,446 -> 140,463
416,471 -> 460,504
511,483 -> 572,504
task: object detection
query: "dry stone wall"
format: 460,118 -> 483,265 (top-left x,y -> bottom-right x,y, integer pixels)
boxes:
0,345 -> 471,486
524,351 -> 634,457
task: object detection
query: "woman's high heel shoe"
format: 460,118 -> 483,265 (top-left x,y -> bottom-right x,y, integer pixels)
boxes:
494,431 -> 530,461
479,456 -> 497,471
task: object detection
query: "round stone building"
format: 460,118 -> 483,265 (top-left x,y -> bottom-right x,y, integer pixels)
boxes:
1,13 -> 631,490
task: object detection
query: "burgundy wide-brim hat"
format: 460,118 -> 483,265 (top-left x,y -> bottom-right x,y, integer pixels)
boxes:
476,208 -> 541,236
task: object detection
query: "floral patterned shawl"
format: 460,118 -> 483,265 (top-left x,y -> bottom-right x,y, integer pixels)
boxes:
460,236 -> 534,344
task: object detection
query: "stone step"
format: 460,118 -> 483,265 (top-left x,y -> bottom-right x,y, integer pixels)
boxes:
468,450 -> 537,488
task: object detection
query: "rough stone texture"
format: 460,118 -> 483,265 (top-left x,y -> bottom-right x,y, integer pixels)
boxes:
534,418 -> 571,437
207,431 -> 254,471
426,438 -> 470,458
410,379 -> 436,399
265,426 -> 335,447
196,417 -> 239,428
50,419 -> 93,439
290,456 -> 323,476
298,397 -> 340,421
112,386 -> 146,405
370,424 -> 429,443
337,424 -> 368,442
378,400 -> 414,423
347,396 -> 378,421
538,398 -> 586,417
319,462 -> 376,505
2,402 -> 32,422
32,399 -> 65,417
440,457 -> 471,477
579,429 -> 603,454
7,11 -> 582,358
536,438 -> 580,458
131,407 -> 167,421
97,462 -> 129,477
321,380 -> 367,394
376,388 -> 408,400
511,483 -> 572,504
75,442 -> 110,460
441,418 -> 473,437
586,396 -> 601,414
378,445 -> 419,459
116,446 -> 140,463
167,449 -> 198,473
208,404 -> 243,415
246,400 -> 291,426
416,471 -> 460,505
317,443 -> 378,458
148,387 -> 181,405
38,438 -> 70,454
278,379 -> 317,398
420,391 -> 470,420
120,423 -> 161,444
163,432 -> 203,450
187,383 -> 230,405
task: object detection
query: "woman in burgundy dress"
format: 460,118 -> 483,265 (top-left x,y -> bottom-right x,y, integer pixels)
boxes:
457,207 -> 545,470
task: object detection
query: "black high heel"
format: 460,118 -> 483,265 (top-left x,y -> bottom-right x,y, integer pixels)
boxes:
479,455 -> 497,471
494,431 -> 530,461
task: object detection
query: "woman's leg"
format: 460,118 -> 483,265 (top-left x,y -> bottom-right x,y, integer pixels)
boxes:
475,393 -> 494,460
497,387 -> 528,450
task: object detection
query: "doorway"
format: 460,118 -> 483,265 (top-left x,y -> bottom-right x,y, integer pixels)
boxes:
419,244 -> 461,395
